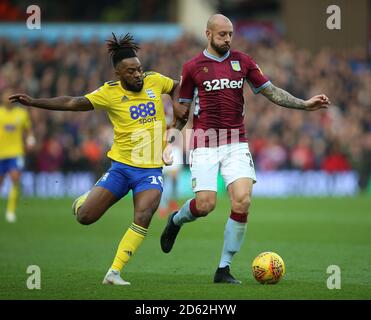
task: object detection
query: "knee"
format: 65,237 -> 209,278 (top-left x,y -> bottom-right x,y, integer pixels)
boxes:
134,209 -> 154,228
12,179 -> 20,186
9,172 -> 21,184
231,194 -> 252,213
195,199 -> 216,217
76,208 -> 95,225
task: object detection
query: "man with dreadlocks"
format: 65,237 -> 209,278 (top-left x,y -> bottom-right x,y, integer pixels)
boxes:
9,33 -> 179,285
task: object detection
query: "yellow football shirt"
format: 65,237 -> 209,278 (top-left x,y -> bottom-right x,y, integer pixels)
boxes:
0,106 -> 31,159
85,72 -> 174,168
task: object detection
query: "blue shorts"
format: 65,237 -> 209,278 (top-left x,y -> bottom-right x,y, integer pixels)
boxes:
95,160 -> 163,199
0,157 -> 24,175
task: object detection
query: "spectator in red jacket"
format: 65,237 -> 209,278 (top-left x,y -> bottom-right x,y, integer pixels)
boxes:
321,141 -> 351,172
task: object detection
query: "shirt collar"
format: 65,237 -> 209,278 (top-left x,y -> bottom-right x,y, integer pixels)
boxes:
203,49 -> 230,62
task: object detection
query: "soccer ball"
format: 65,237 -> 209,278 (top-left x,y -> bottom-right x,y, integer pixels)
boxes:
252,251 -> 285,284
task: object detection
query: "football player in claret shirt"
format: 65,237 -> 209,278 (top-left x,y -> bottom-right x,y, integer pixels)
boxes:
0,88 -> 35,223
9,33 -> 179,285
161,14 -> 330,284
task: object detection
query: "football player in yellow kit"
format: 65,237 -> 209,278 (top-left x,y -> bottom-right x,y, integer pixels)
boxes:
0,89 -> 35,223
9,33 -> 179,285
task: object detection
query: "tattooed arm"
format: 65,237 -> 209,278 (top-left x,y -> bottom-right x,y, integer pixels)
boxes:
8,94 -> 93,111
260,83 -> 330,111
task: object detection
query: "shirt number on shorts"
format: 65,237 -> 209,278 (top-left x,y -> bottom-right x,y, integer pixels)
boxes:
149,175 -> 163,187
130,102 -> 156,120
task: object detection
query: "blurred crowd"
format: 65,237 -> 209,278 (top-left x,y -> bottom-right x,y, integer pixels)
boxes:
0,34 -> 370,190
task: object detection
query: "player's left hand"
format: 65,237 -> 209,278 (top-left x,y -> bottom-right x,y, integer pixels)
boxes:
163,143 -> 174,166
304,94 -> 331,111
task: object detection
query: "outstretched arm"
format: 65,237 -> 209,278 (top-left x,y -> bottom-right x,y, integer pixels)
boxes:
260,83 -> 330,111
8,94 -> 94,112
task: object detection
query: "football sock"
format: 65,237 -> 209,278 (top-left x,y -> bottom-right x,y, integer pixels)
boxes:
218,211 -> 248,268
111,223 -> 147,272
6,183 -> 20,215
172,199 -> 197,226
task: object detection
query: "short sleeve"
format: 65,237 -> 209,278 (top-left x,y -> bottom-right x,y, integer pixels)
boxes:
246,58 -> 271,94
179,63 -> 195,103
159,74 -> 174,94
84,85 -> 109,110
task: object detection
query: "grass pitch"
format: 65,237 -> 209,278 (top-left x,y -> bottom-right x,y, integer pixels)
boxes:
0,196 -> 370,300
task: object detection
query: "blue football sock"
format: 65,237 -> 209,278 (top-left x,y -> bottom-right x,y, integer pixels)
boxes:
173,199 -> 197,226
219,217 -> 247,268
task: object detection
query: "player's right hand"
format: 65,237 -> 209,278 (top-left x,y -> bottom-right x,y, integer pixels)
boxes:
9,93 -> 34,106
173,102 -> 189,121
304,94 -> 331,111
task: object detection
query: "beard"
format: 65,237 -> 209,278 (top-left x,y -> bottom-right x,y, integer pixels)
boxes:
210,37 -> 230,56
124,80 -> 144,92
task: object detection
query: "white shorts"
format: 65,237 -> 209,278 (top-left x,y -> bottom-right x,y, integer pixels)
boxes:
190,143 -> 256,192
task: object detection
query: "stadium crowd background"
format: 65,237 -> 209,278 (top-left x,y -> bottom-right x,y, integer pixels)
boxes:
0,34 -> 370,190
0,0 -> 370,192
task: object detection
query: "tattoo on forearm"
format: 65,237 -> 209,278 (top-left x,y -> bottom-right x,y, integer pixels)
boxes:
261,84 -> 306,110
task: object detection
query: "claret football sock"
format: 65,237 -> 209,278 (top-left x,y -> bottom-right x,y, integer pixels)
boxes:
172,199 -> 197,226
218,212 -> 248,268
111,223 -> 147,272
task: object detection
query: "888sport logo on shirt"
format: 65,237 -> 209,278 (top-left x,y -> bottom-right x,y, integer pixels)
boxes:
129,102 -> 157,124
